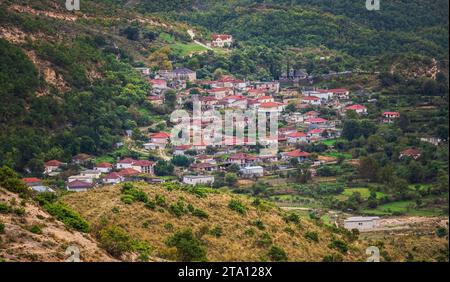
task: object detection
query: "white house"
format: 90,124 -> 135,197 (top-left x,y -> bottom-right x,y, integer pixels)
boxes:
80,170 -> 102,179
211,34 -> 233,48
94,162 -> 113,173
302,96 -> 322,106
183,175 -> 215,186
343,217 -> 380,231
287,132 -> 307,144
116,158 -> 136,169
103,172 -> 124,185
240,166 -> 264,178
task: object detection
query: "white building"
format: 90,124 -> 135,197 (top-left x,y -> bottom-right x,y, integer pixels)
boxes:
240,166 -> 264,178
343,217 -> 380,231
183,175 -> 215,186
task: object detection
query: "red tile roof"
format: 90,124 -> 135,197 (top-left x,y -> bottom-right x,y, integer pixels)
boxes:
22,178 -> 42,184
117,158 -> 136,164
287,132 -> 307,138
229,153 -> 257,161
303,96 -> 320,101
212,34 -> 232,41
260,102 -> 284,108
45,160 -> 62,167
133,160 -> 155,167
118,168 -> 140,176
150,132 -> 171,139
346,104 -> 366,111
285,149 -> 311,158
105,172 -> 122,180
305,117 -> 328,123
95,162 -> 113,168
67,180 -> 93,189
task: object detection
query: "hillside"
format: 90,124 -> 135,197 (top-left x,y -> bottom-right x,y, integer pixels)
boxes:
0,187 -> 115,262
60,182 -> 448,262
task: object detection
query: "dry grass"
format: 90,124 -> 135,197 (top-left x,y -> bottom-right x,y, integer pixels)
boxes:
61,182 -> 365,262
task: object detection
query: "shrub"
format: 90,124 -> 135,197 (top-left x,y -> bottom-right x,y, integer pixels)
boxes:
121,195 -> 135,205
155,194 -> 167,207
284,227 -> 295,236
166,229 -> 207,262
98,226 -> 133,258
28,225 -> 42,234
192,208 -> 209,219
328,239 -> 348,254
145,200 -> 156,210
0,221 -> 5,233
304,231 -> 319,242
253,220 -> 265,230
208,226 -> 223,237
284,213 -> 300,224
164,223 -> 174,231
43,203 -> 89,233
169,201 -> 187,217
268,246 -> 288,262
228,199 -> 247,215
256,232 -> 272,248
0,203 -> 11,213
322,253 -> 344,262
436,227 -> 448,238
0,166 -> 31,196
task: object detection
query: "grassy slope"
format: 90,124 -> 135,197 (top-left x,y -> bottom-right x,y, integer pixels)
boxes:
60,183 -> 449,262
61,182 -> 366,262
0,187 -> 116,262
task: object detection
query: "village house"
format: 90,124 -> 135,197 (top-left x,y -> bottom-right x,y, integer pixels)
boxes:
228,153 -> 258,167
66,180 -> 94,192
382,111 -> 400,123
183,175 -> 215,186
210,34 -> 233,48
80,170 -> 102,179
217,76 -> 246,90
103,172 -> 124,185
190,163 -> 218,173
116,158 -> 136,169
131,160 -> 156,174
22,177 -> 43,187
221,95 -> 248,109
252,81 -> 280,94
287,132 -> 308,144
303,111 -> 320,119
304,117 -> 329,128
149,79 -> 168,90
200,96 -> 218,109
145,132 -> 171,150
344,216 -> 380,231
282,149 -> 311,163
157,68 -> 197,82
135,67 -> 150,76
173,145 -> 192,156
247,88 -> 268,98
302,96 -> 322,106
207,87 -> 234,99
399,148 -> 422,160
346,104 -> 367,115
44,160 -> 62,175
257,154 -> 279,164
258,102 -> 286,113
72,153 -> 93,166
195,155 -> 216,164
118,168 -> 141,181
68,174 -> 96,184
94,162 -> 113,173
22,178 -> 53,192
284,112 -> 304,124
240,166 -> 264,178
303,90 -> 333,101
